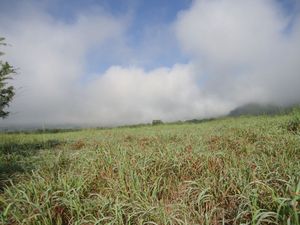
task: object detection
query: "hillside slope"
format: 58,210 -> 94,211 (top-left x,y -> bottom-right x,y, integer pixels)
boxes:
229,103 -> 284,116
0,112 -> 300,224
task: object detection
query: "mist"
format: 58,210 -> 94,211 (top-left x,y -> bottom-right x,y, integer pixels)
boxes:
1,0 -> 300,128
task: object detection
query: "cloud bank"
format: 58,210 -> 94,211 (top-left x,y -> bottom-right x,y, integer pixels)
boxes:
1,0 -> 300,128
176,0 -> 300,105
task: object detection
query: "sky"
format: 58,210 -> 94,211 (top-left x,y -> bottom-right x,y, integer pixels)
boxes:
0,0 -> 300,128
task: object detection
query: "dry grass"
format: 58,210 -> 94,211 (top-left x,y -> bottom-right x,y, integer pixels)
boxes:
0,111 -> 300,224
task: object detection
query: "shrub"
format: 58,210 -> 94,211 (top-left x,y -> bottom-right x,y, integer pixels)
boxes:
152,120 -> 163,125
287,107 -> 300,133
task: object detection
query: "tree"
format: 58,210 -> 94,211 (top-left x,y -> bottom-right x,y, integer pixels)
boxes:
0,37 -> 16,119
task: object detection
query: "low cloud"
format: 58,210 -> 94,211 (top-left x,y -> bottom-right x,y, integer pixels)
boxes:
175,0 -> 300,106
82,64 -> 230,126
1,0 -> 300,128
0,3 -> 129,127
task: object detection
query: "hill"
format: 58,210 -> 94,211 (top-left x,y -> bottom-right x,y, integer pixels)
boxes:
228,103 -> 285,116
0,111 -> 299,224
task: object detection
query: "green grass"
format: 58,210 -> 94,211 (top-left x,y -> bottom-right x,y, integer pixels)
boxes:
0,112 -> 299,224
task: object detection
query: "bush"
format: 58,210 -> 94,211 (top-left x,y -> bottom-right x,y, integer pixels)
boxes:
287,118 -> 300,133
287,108 -> 300,133
152,120 -> 163,125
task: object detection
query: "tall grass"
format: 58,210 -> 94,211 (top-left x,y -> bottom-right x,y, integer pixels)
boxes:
0,113 -> 299,224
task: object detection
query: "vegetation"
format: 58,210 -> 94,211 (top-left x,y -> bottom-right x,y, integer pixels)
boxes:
185,118 -> 216,124
0,37 -> 16,119
0,111 -> 299,224
152,120 -> 164,125
286,108 -> 300,134
229,103 -> 285,117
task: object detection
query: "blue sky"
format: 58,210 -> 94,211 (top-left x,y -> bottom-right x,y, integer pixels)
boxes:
0,0 -> 192,74
48,0 -> 299,73
0,0 -> 299,73
50,0 -> 193,75
47,0 -> 192,23
1,0 -> 300,127
76,0 -> 192,74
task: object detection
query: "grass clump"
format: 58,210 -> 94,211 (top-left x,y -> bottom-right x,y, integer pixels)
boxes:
0,113 -> 299,224
287,108 -> 300,134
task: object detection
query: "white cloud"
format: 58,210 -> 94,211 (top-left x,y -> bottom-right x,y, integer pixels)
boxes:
0,2 -> 229,128
175,0 -> 300,105
82,64 -> 230,125
0,4 -> 129,127
1,0 -> 300,128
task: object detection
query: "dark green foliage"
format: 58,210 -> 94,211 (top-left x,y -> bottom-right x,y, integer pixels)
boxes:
287,117 -> 300,133
0,37 -> 16,119
152,119 -> 163,125
0,139 -> 63,156
287,108 -> 300,133
229,103 -> 283,116
117,123 -> 150,129
0,139 -> 64,190
185,117 -> 216,123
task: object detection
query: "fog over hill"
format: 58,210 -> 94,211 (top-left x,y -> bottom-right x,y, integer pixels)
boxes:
1,0 -> 300,128
228,103 -> 288,117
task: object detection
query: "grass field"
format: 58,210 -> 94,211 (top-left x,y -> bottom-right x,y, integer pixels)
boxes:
0,111 -> 299,225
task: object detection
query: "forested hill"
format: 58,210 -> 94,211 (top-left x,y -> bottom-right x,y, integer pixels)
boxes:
229,103 -> 288,116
